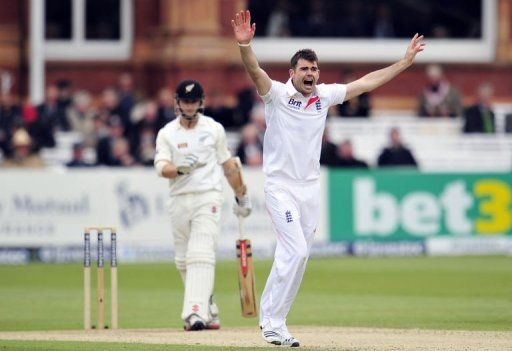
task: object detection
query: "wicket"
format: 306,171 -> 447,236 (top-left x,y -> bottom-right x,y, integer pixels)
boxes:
83,227 -> 118,330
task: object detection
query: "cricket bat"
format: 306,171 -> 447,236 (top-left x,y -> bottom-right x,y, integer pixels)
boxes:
236,217 -> 257,317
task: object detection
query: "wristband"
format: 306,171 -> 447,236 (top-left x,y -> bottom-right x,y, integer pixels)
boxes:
237,42 -> 251,47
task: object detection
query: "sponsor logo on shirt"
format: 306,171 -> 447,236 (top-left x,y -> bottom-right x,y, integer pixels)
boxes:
177,142 -> 188,149
285,210 -> 293,223
287,98 -> 302,110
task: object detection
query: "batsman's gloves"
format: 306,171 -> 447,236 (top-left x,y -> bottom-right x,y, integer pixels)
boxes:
176,154 -> 204,175
233,193 -> 252,217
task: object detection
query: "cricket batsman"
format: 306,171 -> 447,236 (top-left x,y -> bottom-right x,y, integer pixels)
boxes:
154,79 -> 252,330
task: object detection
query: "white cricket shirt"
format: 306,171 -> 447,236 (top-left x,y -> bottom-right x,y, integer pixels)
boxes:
154,114 -> 231,196
261,79 -> 347,183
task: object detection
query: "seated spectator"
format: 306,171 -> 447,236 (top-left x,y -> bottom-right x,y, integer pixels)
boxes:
1,128 -> 45,168
377,127 -> 418,167
204,90 -> 236,129
156,87 -> 176,129
110,138 -> 138,167
67,90 -> 97,147
96,116 -> 127,166
0,93 -> 22,158
99,87 -> 132,138
320,128 -> 338,166
233,87 -> 256,127
337,72 -> 371,117
463,83 -> 495,134
333,139 -> 368,168
66,142 -> 93,167
236,123 -> 263,166
418,64 -> 462,118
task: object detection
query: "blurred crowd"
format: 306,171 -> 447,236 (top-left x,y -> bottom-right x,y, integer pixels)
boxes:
249,0 -> 481,39
0,64 -> 505,169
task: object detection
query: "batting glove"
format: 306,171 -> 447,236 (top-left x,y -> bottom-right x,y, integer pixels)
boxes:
233,193 -> 252,217
176,154 -> 202,175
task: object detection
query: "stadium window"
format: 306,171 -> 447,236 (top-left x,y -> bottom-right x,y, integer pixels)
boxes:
45,0 -> 72,40
248,0 -> 496,63
44,0 -> 132,60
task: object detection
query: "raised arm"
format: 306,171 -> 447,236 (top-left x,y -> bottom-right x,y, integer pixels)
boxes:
231,10 -> 272,96
345,34 -> 425,102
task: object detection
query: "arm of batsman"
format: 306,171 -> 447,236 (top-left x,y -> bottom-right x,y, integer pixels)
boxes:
223,157 -> 252,217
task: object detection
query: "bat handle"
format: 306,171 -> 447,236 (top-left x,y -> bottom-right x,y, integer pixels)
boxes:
238,215 -> 245,240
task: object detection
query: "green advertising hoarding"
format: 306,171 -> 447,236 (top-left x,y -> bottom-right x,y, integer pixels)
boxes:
328,170 -> 512,241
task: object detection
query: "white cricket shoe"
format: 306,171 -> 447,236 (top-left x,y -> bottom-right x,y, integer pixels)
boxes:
261,322 -> 300,347
184,314 -> 205,331
206,295 -> 220,330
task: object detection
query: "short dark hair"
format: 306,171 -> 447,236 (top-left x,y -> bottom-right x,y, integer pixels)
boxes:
290,49 -> 318,69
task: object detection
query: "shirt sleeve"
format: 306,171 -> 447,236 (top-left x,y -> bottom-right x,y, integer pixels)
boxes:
260,80 -> 284,104
328,83 -> 347,106
215,123 -> 231,164
154,128 -> 173,165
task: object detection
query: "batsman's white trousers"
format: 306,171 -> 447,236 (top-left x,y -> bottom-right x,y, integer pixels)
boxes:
169,190 -> 223,322
259,179 -> 320,328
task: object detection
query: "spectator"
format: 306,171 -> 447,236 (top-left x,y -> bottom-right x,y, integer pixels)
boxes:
110,137 -> 138,167
463,83 -> 495,134
233,87 -> 255,127
337,72 -> 371,117
333,139 -> 368,168
249,102 -> 266,144
236,123 -> 263,166
418,64 -> 462,118
66,142 -> 92,167
56,79 -> 73,111
131,101 -> 159,165
373,3 -> 395,38
96,115 -> 126,166
0,93 -> 22,158
204,90 -> 235,129
67,90 -> 97,147
1,128 -> 45,168
117,72 -> 137,119
266,0 -> 291,37
377,127 -> 418,167
156,87 -> 176,129
320,128 -> 338,166
98,87 -> 132,138
31,85 -> 70,150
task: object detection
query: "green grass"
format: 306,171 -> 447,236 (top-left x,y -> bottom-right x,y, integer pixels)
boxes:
0,256 -> 511,349
0,340 -> 304,351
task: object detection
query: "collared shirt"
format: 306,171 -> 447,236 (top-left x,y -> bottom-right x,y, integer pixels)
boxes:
261,79 -> 347,182
154,114 -> 231,195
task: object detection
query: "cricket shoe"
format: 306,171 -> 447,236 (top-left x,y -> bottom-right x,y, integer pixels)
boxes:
261,322 -> 300,347
206,295 -> 220,330
184,314 -> 205,331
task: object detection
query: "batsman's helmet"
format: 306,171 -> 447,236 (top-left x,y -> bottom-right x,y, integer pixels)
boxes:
175,79 -> 204,101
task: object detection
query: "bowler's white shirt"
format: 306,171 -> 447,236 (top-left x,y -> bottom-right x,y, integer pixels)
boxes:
154,114 -> 231,196
261,79 -> 347,183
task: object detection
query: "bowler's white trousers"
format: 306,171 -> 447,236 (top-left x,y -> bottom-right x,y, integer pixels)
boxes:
259,179 -> 321,328
169,190 -> 223,322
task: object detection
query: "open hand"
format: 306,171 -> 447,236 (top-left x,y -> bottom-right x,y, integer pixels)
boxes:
404,33 -> 425,66
231,10 -> 256,45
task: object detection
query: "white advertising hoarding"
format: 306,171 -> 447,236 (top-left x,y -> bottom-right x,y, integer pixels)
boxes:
0,168 -> 329,261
